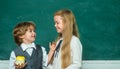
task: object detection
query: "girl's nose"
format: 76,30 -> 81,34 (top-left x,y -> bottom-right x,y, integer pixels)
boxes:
54,24 -> 57,27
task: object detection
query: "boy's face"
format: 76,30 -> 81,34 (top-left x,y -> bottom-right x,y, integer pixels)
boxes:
20,26 -> 36,44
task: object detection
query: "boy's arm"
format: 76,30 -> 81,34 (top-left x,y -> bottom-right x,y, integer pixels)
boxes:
9,51 -> 27,69
9,51 -> 16,69
41,46 -> 48,69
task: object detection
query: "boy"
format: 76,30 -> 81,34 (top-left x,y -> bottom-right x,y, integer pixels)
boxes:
9,21 -> 48,69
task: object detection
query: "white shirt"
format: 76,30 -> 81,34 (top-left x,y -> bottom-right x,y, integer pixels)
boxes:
9,43 -> 48,69
48,36 -> 82,69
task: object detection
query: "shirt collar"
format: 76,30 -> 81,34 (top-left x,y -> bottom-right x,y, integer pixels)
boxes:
20,42 -> 36,51
60,38 -> 63,40
56,38 -> 63,45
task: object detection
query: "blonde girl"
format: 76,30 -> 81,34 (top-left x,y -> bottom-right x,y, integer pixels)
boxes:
48,9 -> 82,69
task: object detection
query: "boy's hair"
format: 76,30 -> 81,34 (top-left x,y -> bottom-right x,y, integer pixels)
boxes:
13,21 -> 36,46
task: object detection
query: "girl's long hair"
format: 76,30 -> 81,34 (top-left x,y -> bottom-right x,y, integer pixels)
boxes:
54,9 -> 79,69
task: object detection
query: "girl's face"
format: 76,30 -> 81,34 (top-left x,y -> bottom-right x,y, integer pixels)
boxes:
54,15 -> 64,34
21,26 -> 36,44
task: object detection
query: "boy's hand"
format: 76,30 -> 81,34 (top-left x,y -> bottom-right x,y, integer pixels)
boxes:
14,62 -> 27,69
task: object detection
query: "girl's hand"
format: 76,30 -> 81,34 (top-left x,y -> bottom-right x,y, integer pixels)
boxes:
14,62 -> 27,69
49,42 -> 56,52
48,42 -> 56,64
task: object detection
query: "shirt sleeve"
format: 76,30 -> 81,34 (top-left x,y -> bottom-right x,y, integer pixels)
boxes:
41,46 -> 48,69
66,36 -> 82,69
9,51 -> 16,69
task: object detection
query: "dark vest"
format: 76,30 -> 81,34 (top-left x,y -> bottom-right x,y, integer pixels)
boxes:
14,44 -> 43,69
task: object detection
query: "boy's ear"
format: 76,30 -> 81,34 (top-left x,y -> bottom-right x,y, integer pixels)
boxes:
19,35 -> 24,39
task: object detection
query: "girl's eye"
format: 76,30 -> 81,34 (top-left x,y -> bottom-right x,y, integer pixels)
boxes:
55,21 -> 59,24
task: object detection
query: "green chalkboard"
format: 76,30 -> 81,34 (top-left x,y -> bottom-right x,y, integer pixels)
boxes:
0,0 -> 120,60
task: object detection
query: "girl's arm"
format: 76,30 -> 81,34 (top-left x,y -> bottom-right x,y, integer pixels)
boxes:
48,42 -> 56,64
66,36 -> 82,69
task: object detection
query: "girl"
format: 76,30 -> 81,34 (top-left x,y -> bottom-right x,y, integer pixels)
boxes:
48,9 -> 82,69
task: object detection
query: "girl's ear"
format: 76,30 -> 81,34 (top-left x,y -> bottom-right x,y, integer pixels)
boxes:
19,35 -> 24,39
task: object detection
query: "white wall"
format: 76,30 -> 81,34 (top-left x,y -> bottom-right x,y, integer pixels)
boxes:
82,60 -> 120,69
1,60 -> 120,69
0,60 -> 9,69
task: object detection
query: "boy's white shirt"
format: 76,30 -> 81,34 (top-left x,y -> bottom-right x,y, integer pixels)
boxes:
9,42 -> 48,69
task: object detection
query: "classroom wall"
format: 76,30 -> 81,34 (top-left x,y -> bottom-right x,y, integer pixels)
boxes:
0,0 -> 120,60
1,60 -> 120,69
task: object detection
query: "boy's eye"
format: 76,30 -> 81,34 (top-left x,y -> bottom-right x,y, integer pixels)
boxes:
30,30 -> 32,32
33,30 -> 36,32
29,30 -> 35,32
